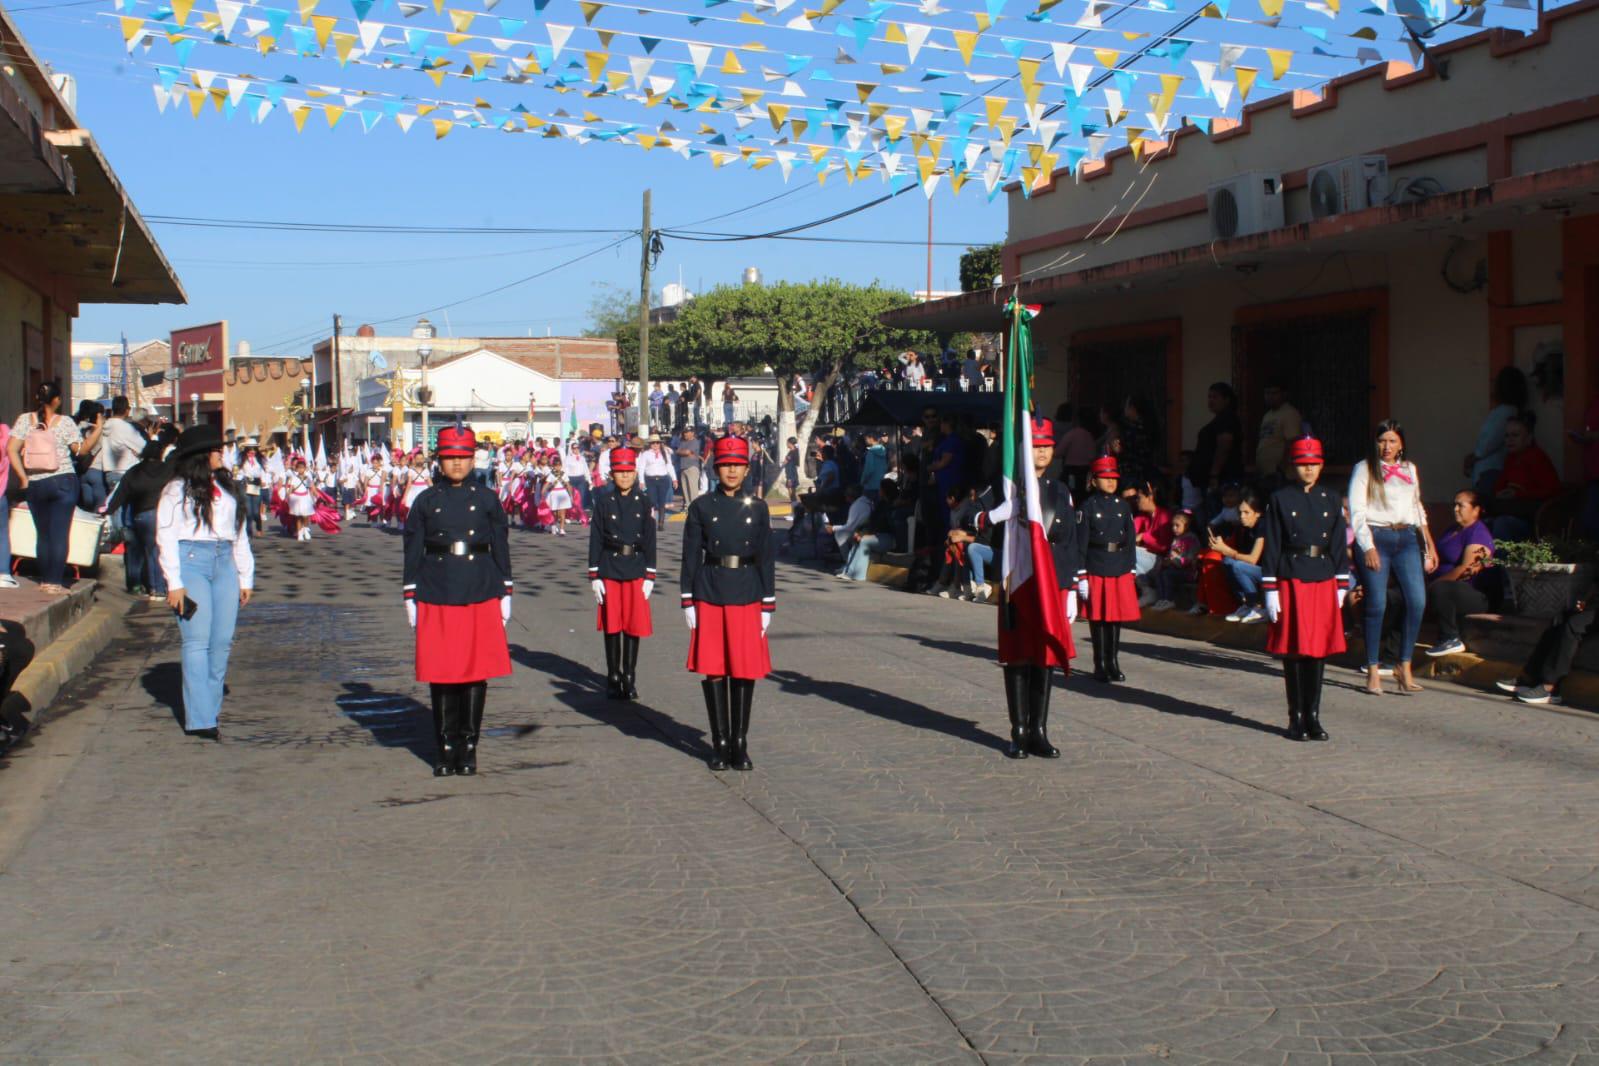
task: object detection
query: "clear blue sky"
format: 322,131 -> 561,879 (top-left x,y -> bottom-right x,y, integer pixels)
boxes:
15,10 -> 1008,354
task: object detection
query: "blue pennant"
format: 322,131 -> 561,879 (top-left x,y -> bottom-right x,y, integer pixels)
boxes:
350,0 -> 373,19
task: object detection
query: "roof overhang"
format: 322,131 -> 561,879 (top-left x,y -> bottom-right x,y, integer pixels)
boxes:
0,74 -> 72,194
883,160 -> 1599,332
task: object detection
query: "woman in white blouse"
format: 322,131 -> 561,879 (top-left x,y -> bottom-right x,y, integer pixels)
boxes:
1348,420 -> 1437,696
156,425 -> 255,740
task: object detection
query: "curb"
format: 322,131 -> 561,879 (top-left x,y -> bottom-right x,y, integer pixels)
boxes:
1,602 -> 125,730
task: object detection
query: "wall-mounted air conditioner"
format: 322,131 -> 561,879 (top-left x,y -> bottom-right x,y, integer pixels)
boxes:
1207,172 -> 1285,241
1308,155 -> 1389,220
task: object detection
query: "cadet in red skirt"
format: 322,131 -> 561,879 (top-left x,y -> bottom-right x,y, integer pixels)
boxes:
1262,435 -> 1350,741
403,425 -> 513,776
681,436 -> 774,772
1077,454 -> 1140,683
588,446 -> 656,700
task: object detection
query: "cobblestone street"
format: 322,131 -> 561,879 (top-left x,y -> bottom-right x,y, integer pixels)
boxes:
2,523 -> 1597,1064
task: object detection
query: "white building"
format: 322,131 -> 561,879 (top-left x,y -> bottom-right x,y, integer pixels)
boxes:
354,347 -> 572,449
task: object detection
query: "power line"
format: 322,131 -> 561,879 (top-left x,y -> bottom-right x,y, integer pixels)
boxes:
667,230 -> 993,247
144,215 -> 634,237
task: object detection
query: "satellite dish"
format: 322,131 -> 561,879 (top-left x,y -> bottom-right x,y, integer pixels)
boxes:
370,351 -> 387,370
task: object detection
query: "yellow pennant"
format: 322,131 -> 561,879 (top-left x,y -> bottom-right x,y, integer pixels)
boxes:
582,110 -> 601,123
1234,66 -> 1258,102
417,103 -> 437,116
447,8 -> 475,32
816,166 -> 830,187
1021,166 -> 1039,188
433,119 -> 453,140
310,13 -> 337,48
445,32 -> 470,46
879,63 -> 906,76
995,115 -> 1016,145
637,133 -> 658,149
790,117 -> 808,139
884,22 -> 907,43
306,88 -> 330,99
606,71 -> 629,92
119,16 -> 144,41
584,50 -> 607,82
808,144 -> 829,164
868,102 -> 888,121
951,170 -> 968,194
917,156 -> 937,185
752,157 -> 774,170
973,12 -> 991,31
1094,47 -> 1118,67
257,35 -> 275,54
198,12 -> 220,31
1259,0 -> 1284,13
711,151 -> 733,168
209,87 -> 226,112
983,94 -> 1005,129
1267,48 -> 1291,80
737,12 -> 764,23
595,29 -> 615,47
1154,73 -> 1182,122
721,49 -> 745,74
524,114 -> 546,129
332,32 -> 357,65
188,89 -> 206,118
521,53 -> 543,75
883,113 -> 905,140
432,0 -> 443,11
1017,56 -> 1041,95
297,0 -> 318,21
324,104 -> 344,129
580,1 -> 603,24
767,103 -> 789,131
855,82 -> 876,103
925,135 -> 944,159
739,88 -> 765,107
953,30 -> 979,66
290,104 -> 310,131
910,132 -> 928,155
426,68 -> 445,87
170,0 -> 194,27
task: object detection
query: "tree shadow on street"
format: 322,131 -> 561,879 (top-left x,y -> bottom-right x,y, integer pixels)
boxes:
508,644 -> 706,760
768,669 -> 1007,753
335,681 -> 435,766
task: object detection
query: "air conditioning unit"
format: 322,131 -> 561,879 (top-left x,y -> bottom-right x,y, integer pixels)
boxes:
1308,155 -> 1389,220
1207,172 -> 1285,241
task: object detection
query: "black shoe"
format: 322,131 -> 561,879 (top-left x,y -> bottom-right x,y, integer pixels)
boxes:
1303,660 -> 1329,741
603,633 -> 624,699
729,679 -> 755,771
621,636 -> 640,701
1089,624 -> 1110,683
458,682 -> 485,775
1106,625 -> 1126,683
1002,666 -> 1030,759
1026,666 -> 1060,758
1284,659 -> 1307,741
702,678 -> 730,771
190,727 -> 219,741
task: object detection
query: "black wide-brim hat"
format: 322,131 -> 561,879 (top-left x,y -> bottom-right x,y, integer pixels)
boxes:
172,424 -> 223,461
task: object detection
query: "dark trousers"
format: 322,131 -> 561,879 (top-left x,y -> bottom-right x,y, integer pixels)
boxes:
26,473 -> 79,585
1427,580 -> 1490,641
1523,602 -> 1597,688
126,508 -> 166,594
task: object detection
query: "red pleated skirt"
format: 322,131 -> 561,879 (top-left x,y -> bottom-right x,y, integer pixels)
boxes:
415,600 -> 512,683
596,578 -> 653,637
1266,578 -> 1346,659
998,587 -> 1077,669
1086,573 -> 1141,622
685,602 -> 771,680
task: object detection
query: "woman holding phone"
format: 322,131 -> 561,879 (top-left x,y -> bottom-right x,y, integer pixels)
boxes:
156,425 -> 254,740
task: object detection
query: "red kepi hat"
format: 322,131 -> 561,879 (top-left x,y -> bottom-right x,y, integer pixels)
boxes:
1289,435 -> 1325,465
610,447 -> 638,472
712,435 -> 750,467
1090,453 -> 1119,478
436,426 -> 477,458
1030,415 -> 1055,447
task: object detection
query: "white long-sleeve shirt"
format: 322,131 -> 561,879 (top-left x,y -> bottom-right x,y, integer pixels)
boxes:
1347,459 -> 1428,552
156,480 -> 256,591
638,448 -> 676,480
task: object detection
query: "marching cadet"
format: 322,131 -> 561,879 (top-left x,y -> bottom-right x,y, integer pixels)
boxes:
1261,435 -> 1350,741
975,415 -> 1080,759
588,446 -> 657,700
681,436 -> 775,772
403,425 -> 514,777
1078,454 -> 1140,683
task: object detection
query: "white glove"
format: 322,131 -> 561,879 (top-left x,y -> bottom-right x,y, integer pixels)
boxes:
406,600 -> 417,628
642,579 -> 654,600
501,596 -> 512,625
1265,589 -> 1281,623
1064,589 -> 1078,624
684,605 -> 697,630
984,501 -> 1014,526
1077,578 -> 1090,603
761,611 -> 772,636
1337,585 -> 1348,609
591,579 -> 606,605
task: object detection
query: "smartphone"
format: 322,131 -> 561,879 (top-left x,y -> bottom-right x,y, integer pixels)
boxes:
174,595 -> 199,621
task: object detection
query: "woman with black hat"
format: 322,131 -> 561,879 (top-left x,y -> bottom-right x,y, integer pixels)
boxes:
156,425 -> 255,740
403,425 -> 513,776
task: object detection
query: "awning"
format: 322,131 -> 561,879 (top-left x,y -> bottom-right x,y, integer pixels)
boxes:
841,389 -> 1003,427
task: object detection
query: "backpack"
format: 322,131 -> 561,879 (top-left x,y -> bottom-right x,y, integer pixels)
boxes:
22,414 -> 59,475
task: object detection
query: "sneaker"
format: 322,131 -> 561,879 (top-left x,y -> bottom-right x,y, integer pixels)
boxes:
1513,685 -> 1561,706
1224,607 -> 1248,622
1426,638 -> 1466,657
936,588 -> 953,599
1494,678 -> 1524,695
0,574 -> 18,589
1151,599 -> 1174,611
149,592 -> 167,602
970,583 -> 991,602
1238,607 -> 1267,624
1188,604 -> 1208,615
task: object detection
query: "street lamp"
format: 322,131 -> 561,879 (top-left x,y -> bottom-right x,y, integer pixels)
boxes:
190,391 -> 199,427
412,317 -> 436,450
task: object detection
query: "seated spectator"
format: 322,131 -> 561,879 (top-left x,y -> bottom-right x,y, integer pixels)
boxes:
1126,480 -> 1173,600
1495,572 -> 1598,705
1488,414 -> 1560,541
1424,490 -> 1502,658
927,488 -> 983,599
829,485 -> 880,582
1211,490 -> 1267,623
1151,510 -> 1200,610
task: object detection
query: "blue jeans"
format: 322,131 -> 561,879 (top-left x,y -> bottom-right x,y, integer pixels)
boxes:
175,540 -> 240,731
1223,558 -> 1264,606
723,403 -> 734,427
126,509 -> 165,594
645,475 -> 674,519
79,467 -> 107,512
1357,526 -> 1426,667
0,491 -> 11,576
104,470 -> 125,533
844,533 -> 882,581
1135,546 -> 1158,576
968,542 -> 993,586
26,473 -> 79,586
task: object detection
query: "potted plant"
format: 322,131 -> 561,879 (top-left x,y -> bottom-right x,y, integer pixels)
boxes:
1496,539 -> 1594,618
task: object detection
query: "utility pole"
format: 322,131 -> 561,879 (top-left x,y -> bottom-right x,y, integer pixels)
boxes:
926,197 -> 934,300
331,313 -> 342,444
636,188 -> 652,439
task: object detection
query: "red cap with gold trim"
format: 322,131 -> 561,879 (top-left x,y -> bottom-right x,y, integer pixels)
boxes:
1089,453 -> 1119,479
436,426 -> 476,458
1289,435 -> 1325,465
712,435 -> 750,467
610,447 -> 638,472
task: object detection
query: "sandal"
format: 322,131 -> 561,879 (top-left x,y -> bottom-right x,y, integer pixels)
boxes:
1395,664 -> 1424,694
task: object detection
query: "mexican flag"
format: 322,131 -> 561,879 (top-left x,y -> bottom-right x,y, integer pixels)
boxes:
999,298 -> 1071,663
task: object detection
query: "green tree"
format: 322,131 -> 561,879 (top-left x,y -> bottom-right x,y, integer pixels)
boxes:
584,283 -> 695,381
959,242 -> 1004,292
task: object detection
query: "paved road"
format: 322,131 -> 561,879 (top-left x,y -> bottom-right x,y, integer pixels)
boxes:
2,520 -> 1597,1064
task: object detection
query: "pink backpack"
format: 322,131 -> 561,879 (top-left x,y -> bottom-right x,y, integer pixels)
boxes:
22,414 -> 59,474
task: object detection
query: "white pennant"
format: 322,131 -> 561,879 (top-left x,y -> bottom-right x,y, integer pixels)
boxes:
1217,44 -> 1246,74
1051,43 -> 1075,76
215,0 -> 243,38
396,112 -> 417,132
357,20 -> 383,53
775,149 -> 795,180
242,17 -> 267,36
982,162 -> 1002,195
1190,60 -> 1216,95
547,24 -> 573,61
687,42 -> 713,77
902,23 -> 931,62
153,82 -> 170,113
909,106 -> 932,132
646,75 -> 674,96
226,77 -> 250,105
1210,80 -> 1233,110
1067,63 -> 1092,95
629,55 -> 654,89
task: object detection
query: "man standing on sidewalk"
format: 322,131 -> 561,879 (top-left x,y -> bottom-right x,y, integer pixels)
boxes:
676,428 -> 703,509
100,396 -> 147,538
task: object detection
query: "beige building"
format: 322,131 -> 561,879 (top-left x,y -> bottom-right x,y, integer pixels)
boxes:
889,1 -> 1599,488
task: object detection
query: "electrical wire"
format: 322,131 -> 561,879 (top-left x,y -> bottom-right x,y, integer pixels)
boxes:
144,215 -> 634,237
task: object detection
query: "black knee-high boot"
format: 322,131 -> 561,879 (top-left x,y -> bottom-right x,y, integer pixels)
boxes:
1027,666 -> 1060,758
701,678 -> 730,770
603,633 -> 624,698
729,679 -> 755,771
1090,624 -> 1109,683
1284,658 -> 1306,741
621,636 -> 640,700
458,682 -> 486,774
1002,665 -> 1031,758
1303,659 -> 1329,741
1106,624 -> 1126,683
429,684 -> 457,777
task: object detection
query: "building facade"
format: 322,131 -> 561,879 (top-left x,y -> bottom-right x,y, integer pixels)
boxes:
224,356 -> 312,445
888,1 -> 1599,488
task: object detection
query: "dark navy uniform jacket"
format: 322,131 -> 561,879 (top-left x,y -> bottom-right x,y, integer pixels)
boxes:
587,484 -> 658,583
680,487 -> 776,611
1077,492 -> 1137,578
402,480 -> 513,606
974,477 -> 1081,589
1261,483 -> 1351,589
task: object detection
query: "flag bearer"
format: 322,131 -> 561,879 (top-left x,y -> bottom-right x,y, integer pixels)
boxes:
1078,454 -> 1140,683
589,446 -> 657,700
681,436 -> 774,772
403,425 -> 513,777
1262,435 -> 1350,741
